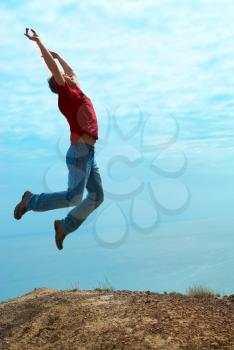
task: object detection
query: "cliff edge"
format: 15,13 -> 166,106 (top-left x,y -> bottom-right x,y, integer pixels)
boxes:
1,288 -> 234,350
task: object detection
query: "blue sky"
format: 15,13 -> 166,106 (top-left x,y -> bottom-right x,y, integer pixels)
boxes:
1,0 -> 234,300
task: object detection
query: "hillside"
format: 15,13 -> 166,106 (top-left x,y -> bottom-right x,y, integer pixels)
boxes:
0,288 -> 234,350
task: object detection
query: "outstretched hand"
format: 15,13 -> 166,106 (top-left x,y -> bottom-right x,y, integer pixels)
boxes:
24,28 -> 41,43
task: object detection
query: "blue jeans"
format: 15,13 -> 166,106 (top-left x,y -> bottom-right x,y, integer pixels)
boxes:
27,142 -> 104,235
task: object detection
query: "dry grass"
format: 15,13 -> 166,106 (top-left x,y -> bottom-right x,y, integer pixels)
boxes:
93,276 -> 114,292
186,285 -> 219,298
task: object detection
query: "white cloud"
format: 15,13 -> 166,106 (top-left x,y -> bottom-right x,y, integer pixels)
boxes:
1,0 -> 234,158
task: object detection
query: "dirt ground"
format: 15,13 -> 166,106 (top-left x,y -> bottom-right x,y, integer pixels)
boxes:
0,288 -> 234,350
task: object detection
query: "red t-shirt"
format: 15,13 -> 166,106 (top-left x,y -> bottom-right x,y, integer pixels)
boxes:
55,81 -> 98,144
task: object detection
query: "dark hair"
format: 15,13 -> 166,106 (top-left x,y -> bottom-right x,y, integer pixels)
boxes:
47,75 -> 57,94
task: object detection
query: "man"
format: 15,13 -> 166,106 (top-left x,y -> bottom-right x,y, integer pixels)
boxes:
14,28 -> 104,250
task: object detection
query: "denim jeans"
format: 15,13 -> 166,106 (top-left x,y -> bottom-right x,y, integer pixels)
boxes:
27,142 -> 104,235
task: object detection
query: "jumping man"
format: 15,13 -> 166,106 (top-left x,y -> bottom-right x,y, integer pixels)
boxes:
14,28 -> 104,250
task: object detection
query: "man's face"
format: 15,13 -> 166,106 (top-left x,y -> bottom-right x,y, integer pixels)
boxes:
63,74 -> 77,88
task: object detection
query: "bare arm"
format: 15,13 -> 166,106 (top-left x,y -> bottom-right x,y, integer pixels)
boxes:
50,51 -> 75,76
50,51 -> 80,87
24,28 -> 65,86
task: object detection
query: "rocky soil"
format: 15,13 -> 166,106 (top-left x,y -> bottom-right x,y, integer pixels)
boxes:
0,288 -> 234,350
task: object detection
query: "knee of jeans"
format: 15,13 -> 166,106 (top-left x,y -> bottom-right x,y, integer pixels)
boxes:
67,190 -> 83,205
88,189 -> 104,205
95,190 -> 104,205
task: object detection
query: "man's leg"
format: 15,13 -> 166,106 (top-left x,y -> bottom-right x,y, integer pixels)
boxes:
60,155 -> 104,236
26,167 -> 86,212
15,144 -> 91,217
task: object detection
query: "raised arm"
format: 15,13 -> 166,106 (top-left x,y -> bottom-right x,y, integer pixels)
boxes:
50,52 -> 75,76
24,28 -> 65,86
50,51 -> 80,87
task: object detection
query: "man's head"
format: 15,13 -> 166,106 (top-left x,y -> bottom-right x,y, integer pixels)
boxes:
47,75 -> 57,94
47,74 -> 78,93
